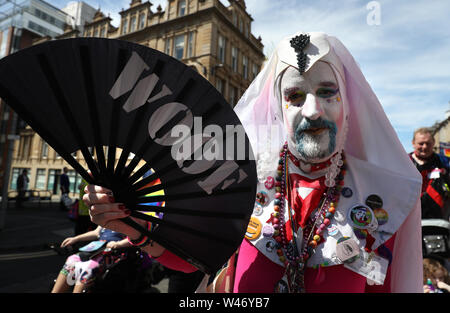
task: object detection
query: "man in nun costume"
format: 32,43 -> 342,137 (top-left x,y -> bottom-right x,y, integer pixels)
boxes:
85,32 -> 423,293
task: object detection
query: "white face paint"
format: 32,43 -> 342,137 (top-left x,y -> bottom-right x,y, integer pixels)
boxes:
280,61 -> 345,163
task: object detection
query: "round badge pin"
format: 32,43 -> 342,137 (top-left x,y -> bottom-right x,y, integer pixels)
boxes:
255,191 -> 269,206
253,203 -> 264,216
327,224 -> 339,237
341,187 -> 353,198
263,224 -> 275,237
365,194 -> 383,209
264,176 -> 275,190
348,204 -> 376,230
265,239 -> 276,252
373,208 -> 389,225
245,217 -> 262,241
353,228 -> 368,239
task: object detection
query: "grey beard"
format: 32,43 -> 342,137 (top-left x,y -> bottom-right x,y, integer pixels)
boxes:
296,131 -> 335,161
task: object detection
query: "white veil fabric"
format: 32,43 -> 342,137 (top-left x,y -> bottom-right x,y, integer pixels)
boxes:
234,32 -> 423,292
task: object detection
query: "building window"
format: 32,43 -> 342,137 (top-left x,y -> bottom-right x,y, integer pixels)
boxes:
174,34 -> 185,60
93,27 -> 99,37
68,170 -> 75,193
253,63 -> 259,79
121,18 -> 128,34
18,135 -> 32,160
243,55 -> 248,79
0,28 -> 10,58
239,18 -> 243,32
218,35 -> 226,63
100,26 -> 106,37
35,169 -> 46,190
31,7 -> 65,28
178,0 -> 186,16
68,170 -> 81,194
165,38 -> 171,55
47,169 -> 58,193
138,12 -> 146,29
10,168 -> 30,190
216,78 -> 224,94
187,32 -> 194,58
229,85 -> 238,107
130,15 -> 137,32
27,21 -> 59,38
41,141 -> 48,158
231,46 -> 238,72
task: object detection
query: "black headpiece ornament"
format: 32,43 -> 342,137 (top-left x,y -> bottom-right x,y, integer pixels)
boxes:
290,34 -> 310,75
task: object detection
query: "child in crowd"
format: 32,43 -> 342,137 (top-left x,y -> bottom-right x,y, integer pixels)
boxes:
423,257 -> 450,293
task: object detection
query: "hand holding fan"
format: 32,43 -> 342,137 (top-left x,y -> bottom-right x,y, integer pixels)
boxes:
0,38 -> 257,274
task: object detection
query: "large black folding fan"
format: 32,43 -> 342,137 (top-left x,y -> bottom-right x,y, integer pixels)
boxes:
0,38 -> 257,274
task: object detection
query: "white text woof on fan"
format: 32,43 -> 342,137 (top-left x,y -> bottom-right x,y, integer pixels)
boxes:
108,51 -> 253,194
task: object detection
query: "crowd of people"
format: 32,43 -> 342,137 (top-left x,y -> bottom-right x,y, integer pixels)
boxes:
409,127 -> 450,293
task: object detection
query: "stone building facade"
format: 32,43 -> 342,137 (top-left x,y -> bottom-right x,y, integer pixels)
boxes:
431,111 -> 450,157
8,0 -> 264,198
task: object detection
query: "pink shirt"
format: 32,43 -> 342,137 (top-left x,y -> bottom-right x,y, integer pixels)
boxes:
153,236 -> 394,293
233,239 -> 392,293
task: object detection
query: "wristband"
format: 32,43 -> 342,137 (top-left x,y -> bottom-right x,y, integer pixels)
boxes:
127,221 -> 153,247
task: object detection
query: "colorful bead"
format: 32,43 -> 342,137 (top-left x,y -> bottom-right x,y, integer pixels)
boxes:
267,142 -> 346,292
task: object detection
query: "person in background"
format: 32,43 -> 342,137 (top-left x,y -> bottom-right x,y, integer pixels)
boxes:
423,257 -> 450,293
16,169 -> 29,208
59,167 -> 70,211
51,225 -> 130,293
410,127 -> 450,219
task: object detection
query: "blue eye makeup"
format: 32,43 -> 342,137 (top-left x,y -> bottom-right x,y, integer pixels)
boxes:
284,89 -> 306,105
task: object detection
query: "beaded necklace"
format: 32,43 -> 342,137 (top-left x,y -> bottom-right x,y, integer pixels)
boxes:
273,142 -> 346,293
